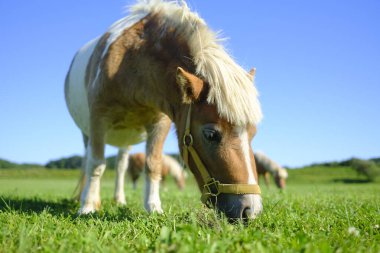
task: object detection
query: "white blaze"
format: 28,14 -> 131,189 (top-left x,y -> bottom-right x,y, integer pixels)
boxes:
236,127 -> 257,184
235,126 -> 262,218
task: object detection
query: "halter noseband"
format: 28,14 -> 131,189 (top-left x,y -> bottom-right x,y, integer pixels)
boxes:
181,104 -> 261,206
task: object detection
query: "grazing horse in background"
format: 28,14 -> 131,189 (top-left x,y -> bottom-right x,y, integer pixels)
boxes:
254,152 -> 288,189
127,153 -> 186,190
74,151 -> 186,202
65,0 -> 263,220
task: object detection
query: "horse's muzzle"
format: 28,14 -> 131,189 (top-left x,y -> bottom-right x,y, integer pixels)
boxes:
213,193 -> 263,221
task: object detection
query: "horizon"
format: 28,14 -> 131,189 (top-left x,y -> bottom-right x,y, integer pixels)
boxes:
1,0 -> 379,167
2,153 -> 380,169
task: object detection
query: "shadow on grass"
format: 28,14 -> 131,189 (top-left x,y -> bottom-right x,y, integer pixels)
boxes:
0,196 -> 137,222
332,178 -> 372,184
0,196 -> 241,227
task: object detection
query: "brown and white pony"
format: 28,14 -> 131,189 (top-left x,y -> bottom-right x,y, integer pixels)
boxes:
254,152 -> 288,189
65,0 -> 263,220
127,152 -> 186,190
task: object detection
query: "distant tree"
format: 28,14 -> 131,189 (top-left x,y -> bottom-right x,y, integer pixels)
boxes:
105,153 -> 182,170
338,159 -> 353,167
106,155 -> 117,170
46,156 -> 82,169
350,158 -> 380,182
19,163 -> 44,169
45,153 -> 178,170
0,159 -> 43,169
370,157 -> 380,165
0,159 -> 18,168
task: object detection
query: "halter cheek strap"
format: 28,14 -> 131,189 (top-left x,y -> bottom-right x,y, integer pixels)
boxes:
182,104 -> 261,205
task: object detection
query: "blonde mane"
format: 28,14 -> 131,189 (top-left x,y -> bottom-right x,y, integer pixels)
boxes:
126,0 -> 262,126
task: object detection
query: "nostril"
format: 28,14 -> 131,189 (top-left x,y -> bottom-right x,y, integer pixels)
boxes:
241,207 -> 252,220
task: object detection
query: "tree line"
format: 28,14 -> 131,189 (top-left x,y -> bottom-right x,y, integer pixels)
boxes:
1,155 -> 379,181
309,157 -> 380,182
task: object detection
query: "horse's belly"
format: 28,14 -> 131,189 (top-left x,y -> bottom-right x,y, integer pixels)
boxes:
65,37 -> 100,135
106,127 -> 147,148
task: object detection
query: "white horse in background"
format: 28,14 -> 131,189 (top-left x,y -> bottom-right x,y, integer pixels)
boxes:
254,152 -> 288,189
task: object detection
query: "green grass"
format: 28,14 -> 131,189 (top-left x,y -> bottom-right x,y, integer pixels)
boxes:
0,168 -> 379,252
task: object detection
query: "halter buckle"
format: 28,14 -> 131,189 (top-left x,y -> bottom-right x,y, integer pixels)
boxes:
203,178 -> 220,197
201,178 -> 221,206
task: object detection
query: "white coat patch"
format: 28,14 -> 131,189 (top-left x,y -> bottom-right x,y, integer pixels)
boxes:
66,37 -> 99,135
235,127 -> 257,184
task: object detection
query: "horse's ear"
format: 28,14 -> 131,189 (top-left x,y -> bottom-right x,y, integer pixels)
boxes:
248,68 -> 256,81
176,67 -> 204,104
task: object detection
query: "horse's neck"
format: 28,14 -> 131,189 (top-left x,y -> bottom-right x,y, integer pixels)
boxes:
88,17 -> 189,118
267,165 -> 278,175
137,14 -> 194,114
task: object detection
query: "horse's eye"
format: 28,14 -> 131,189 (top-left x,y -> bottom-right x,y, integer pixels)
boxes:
202,128 -> 221,143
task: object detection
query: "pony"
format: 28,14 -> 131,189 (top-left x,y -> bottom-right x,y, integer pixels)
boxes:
254,152 -> 288,189
127,152 -> 186,190
65,0 -> 263,220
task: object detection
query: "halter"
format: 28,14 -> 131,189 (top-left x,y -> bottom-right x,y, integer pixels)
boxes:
181,104 -> 261,206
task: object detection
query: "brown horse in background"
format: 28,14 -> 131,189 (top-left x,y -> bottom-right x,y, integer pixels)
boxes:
127,153 -> 186,190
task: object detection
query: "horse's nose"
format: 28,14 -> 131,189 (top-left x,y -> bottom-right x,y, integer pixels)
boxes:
215,194 -> 262,221
242,207 -> 255,220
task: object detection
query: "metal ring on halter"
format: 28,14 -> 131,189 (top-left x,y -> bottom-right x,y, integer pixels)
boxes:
182,133 -> 193,147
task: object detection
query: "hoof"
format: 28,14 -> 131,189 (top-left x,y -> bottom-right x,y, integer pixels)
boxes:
78,205 -> 96,215
115,197 -> 127,206
145,202 -> 163,214
78,200 -> 101,215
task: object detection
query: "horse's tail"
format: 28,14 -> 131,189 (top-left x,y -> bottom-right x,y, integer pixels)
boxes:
163,155 -> 185,190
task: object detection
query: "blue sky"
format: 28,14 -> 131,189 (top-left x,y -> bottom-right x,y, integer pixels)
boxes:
1,0 -> 379,167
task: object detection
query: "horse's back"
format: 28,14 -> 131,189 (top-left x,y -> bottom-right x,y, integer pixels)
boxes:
65,35 -> 148,147
254,152 -> 281,175
162,155 -> 183,178
65,37 -> 100,136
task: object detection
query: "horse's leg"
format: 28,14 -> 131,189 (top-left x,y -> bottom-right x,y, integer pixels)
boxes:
128,163 -> 140,190
114,148 -> 130,205
79,122 -> 106,214
73,133 -> 89,201
144,115 -> 171,213
127,159 -> 138,190
264,171 -> 271,188
132,178 -> 138,190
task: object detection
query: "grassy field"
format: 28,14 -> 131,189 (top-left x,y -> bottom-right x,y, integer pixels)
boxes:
0,167 -> 379,252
